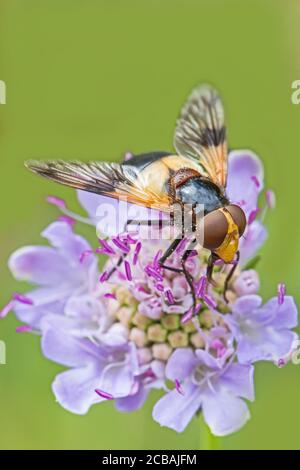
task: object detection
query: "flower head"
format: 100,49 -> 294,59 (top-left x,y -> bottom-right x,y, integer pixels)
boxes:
2,150 -> 298,437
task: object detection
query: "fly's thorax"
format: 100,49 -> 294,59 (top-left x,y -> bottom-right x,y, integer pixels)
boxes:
175,176 -> 228,214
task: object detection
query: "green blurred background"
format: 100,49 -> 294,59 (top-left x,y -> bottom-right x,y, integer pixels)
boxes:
1,0 -> 300,450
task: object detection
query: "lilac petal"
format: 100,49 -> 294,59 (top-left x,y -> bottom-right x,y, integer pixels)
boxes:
227,150 -> 264,218
64,294 -> 107,322
52,365 -> 105,414
100,360 -> 134,398
231,295 -> 262,317
165,348 -> 198,381
9,246 -> 72,286
237,329 -> 298,364
41,316 -> 102,367
219,363 -> 254,401
195,349 -> 224,370
152,383 -> 202,433
12,286 -> 69,329
202,390 -> 250,436
265,296 -> 298,330
42,222 -> 94,266
77,191 -> 116,221
115,384 -> 149,412
239,221 -> 268,266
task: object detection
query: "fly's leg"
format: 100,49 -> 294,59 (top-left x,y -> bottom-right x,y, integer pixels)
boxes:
158,237 -> 183,274
206,253 -> 219,287
223,251 -> 240,303
106,218 -> 173,281
181,249 -> 197,313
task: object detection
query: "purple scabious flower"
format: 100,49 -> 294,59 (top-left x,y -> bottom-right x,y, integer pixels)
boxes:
2,150 -> 298,436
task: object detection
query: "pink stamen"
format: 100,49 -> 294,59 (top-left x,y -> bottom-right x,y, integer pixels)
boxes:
277,283 -> 286,305
46,195 -> 66,208
112,237 -> 130,253
266,189 -> 276,209
174,379 -> 184,395
133,241 -> 142,265
99,271 -> 109,283
165,289 -> 175,305
181,304 -> 201,324
79,250 -> 93,263
277,358 -> 286,368
95,389 -> 114,400
203,295 -> 217,309
153,250 -> 162,269
251,175 -> 260,188
175,238 -> 187,255
123,151 -> 133,162
104,293 -> 117,300
145,265 -> 163,282
98,239 -> 115,255
0,300 -> 14,318
124,261 -> 132,281
187,250 -> 198,258
16,325 -> 32,333
57,215 -> 76,226
12,293 -> 33,305
248,208 -> 260,225
155,283 -> 164,292
236,199 -> 246,206
196,276 -> 207,298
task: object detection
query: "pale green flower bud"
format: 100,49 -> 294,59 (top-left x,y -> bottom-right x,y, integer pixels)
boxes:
152,343 -> 172,361
161,314 -> 180,331
129,327 -> 148,347
147,324 -> 167,342
168,330 -> 188,348
190,332 -> 205,349
132,312 -> 152,330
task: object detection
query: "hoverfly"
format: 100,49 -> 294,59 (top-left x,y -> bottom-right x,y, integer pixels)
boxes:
25,85 -> 246,309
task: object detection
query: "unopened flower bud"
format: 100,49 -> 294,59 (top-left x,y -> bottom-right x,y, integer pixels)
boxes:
132,312 -> 152,330
233,269 -> 260,296
161,314 -> 180,331
168,331 -> 188,348
117,306 -> 134,327
137,347 -> 152,364
190,332 -> 205,349
199,309 -> 214,329
182,319 -> 197,333
129,327 -> 148,347
152,343 -> 172,361
115,286 -> 136,306
147,324 -> 167,342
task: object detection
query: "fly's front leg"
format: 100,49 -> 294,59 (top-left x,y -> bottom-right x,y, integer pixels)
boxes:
223,251 -> 240,303
206,253 -> 219,287
181,248 -> 197,313
158,237 -> 184,274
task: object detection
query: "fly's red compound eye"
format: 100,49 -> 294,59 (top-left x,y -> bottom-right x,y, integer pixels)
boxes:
202,204 -> 246,251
